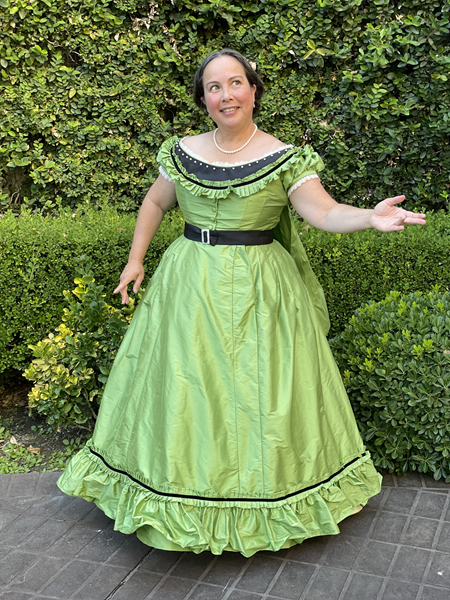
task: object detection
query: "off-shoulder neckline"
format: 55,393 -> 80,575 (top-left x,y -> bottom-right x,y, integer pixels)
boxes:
179,137 -> 293,167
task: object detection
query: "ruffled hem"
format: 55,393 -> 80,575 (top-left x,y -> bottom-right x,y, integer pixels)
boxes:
156,136 -> 324,200
57,444 -> 382,557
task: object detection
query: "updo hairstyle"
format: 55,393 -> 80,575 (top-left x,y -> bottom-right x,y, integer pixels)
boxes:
193,48 -> 264,115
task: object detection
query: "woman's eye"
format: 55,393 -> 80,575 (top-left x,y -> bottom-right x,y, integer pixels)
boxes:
232,80 -> 241,86
210,85 -> 219,91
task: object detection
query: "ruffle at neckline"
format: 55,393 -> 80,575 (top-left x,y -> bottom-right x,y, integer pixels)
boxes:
156,136 -> 323,200
57,442 -> 382,557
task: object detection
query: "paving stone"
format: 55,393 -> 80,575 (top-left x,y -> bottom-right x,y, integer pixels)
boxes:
228,591 -> 262,600
0,591 -> 36,599
337,508 -> 377,537
341,573 -> 383,600
0,475 -> 11,498
0,552 -> 39,586
170,551 -> 216,580
40,559 -> 98,597
426,552 -> 450,588
8,474 -> 39,498
75,525 -> 128,562
370,512 -> 408,544
53,496 -> 94,521
422,476 -> 450,490
287,535 -> 330,564
109,570 -> 162,600
5,494 -> 69,518
107,534 -> 151,569
367,488 -> 387,510
147,576 -> 196,600
421,585 -> 450,599
74,565 -> 129,600
141,549 -> 184,574
354,541 -> 397,577
443,503 -> 450,523
382,474 -> 397,487
401,517 -> 439,549
235,555 -> 281,593
390,546 -> 431,584
414,493 -> 448,520
202,553 -> 249,586
77,504 -> 112,529
0,515 -> 47,546
396,472 -> 423,488
321,535 -> 365,570
45,523 -> 101,558
382,579 -> 420,599
436,521 -> 450,553
268,561 -> 315,600
35,472 -> 64,496
19,518 -> 74,552
305,566 -> 348,599
0,510 -> 21,533
9,555 -> 67,592
260,547 -> 290,558
187,583 -> 226,600
383,489 -> 418,515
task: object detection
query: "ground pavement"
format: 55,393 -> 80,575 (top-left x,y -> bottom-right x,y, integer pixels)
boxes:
0,472 -> 449,600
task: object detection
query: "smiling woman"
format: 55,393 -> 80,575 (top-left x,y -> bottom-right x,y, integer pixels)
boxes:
57,48 -> 425,557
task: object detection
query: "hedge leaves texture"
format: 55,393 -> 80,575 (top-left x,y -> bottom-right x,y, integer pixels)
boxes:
1,0 -> 449,212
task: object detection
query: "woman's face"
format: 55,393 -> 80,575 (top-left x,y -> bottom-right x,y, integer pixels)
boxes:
201,55 -> 256,129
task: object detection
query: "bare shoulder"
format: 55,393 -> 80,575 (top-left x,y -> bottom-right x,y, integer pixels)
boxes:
181,132 -> 212,153
256,130 -> 288,152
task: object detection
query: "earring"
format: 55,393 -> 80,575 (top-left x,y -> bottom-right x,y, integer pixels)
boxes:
253,102 -> 255,108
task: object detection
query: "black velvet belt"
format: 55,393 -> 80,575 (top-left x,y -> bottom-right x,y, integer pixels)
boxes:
184,222 -> 274,246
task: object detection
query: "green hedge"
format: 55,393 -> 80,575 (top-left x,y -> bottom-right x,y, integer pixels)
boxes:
1,0 -> 449,213
1,207 -> 449,373
298,211 -> 450,335
0,206 -> 184,373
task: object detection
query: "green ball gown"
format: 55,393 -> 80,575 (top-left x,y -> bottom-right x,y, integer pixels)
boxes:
57,137 -> 382,557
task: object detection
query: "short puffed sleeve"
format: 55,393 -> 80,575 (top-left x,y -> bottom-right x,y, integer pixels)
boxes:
156,136 -> 177,183
280,145 -> 325,197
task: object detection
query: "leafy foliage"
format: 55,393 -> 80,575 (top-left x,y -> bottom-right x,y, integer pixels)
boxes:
24,259 -> 140,430
330,289 -> 450,481
0,205 -> 183,373
0,0 -> 449,212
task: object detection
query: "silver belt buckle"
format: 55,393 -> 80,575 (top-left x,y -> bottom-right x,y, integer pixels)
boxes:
201,229 -> 210,244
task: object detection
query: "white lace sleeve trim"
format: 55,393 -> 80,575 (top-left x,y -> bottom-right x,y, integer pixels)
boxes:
287,173 -> 319,197
159,165 -> 174,183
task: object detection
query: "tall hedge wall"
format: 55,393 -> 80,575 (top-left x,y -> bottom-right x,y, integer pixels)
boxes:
1,0 -> 449,213
1,207 -> 449,374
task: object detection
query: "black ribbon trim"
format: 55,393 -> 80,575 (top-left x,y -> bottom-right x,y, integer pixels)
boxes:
88,446 -> 366,503
170,145 -> 295,190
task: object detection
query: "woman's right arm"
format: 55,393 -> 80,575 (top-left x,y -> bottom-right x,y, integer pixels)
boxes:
114,174 -> 177,304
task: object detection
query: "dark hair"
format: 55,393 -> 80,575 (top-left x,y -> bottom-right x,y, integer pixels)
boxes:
193,48 -> 264,115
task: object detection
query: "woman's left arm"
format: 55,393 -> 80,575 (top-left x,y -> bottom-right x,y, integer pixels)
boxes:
289,178 -> 426,233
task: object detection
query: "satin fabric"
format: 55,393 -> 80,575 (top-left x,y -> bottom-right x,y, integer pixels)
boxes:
57,141 -> 382,556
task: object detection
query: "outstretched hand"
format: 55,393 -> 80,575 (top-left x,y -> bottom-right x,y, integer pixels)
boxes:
370,196 -> 426,232
113,259 -> 145,304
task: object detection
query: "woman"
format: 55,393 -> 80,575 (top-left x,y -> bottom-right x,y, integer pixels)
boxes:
57,49 -> 426,557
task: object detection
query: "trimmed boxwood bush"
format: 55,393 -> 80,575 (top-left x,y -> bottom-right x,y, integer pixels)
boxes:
1,208 -> 449,374
24,259 -> 139,430
0,205 -> 184,373
330,290 -> 450,481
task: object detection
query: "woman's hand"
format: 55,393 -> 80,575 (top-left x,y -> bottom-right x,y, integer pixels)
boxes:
370,196 -> 426,232
113,259 -> 145,304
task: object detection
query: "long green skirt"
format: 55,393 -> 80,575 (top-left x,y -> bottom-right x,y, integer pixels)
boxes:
58,234 -> 382,557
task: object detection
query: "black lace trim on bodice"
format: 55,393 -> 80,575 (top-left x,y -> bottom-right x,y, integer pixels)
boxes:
170,142 -> 296,189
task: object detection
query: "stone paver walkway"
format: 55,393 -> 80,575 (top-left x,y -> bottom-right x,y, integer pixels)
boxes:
0,472 -> 449,600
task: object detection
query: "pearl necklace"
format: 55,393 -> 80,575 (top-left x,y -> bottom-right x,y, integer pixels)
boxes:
213,124 -> 258,154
